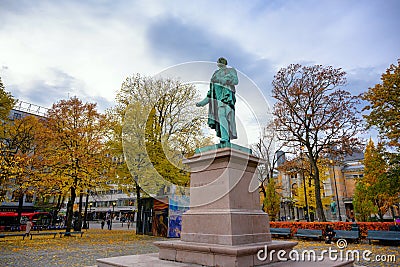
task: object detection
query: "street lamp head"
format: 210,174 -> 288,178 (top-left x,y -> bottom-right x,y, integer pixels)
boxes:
112,202 -> 116,207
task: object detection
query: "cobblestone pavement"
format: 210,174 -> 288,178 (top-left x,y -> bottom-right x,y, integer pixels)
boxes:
0,228 -> 399,267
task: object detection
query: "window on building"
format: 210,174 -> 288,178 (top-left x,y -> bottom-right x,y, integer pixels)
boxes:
11,191 -> 21,202
12,112 -> 22,120
25,194 -> 34,203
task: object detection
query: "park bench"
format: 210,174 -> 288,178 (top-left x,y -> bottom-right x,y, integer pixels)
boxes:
294,229 -> 323,240
30,232 -> 58,240
351,223 -> 360,231
10,226 -> 21,231
0,233 -> 27,240
270,228 -> 291,238
389,225 -> 400,231
59,231 -> 84,238
47,225 -> 66,230
332,230 -> 360,243
366,230 -> 400,245
32,225 -> 44,231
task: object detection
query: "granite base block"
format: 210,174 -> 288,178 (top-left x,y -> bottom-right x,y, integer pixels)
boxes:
96,252 -> 354,267
154,240 -> 297,267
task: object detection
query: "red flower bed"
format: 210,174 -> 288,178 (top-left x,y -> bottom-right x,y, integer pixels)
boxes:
269,221 -> 395,238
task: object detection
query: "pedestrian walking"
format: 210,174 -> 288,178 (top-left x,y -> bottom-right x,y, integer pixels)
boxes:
101,219 -> 105,229
25,220 -> 33,237
107,218 -> 111,230
127,220 -> 130,229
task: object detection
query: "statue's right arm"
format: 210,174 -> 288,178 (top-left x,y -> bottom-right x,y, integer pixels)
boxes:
196,97 -> 209,107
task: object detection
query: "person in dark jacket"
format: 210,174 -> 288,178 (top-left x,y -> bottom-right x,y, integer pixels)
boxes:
325,224 -> 335,244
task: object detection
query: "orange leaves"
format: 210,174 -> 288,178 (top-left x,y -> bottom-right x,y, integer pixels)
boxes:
0,115 -> 44,201
270,221 -> 395,238
363,59 -> 400,150
272,64 -> 363,221
0,77 -> 16,121
38,97 -> 112,194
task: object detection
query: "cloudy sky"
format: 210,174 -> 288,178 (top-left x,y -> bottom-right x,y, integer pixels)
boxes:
0,0 -> 399,144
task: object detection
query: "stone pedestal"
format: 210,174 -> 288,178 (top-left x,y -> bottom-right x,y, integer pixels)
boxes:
155,147 -> 297,266
97,146 -> 353,267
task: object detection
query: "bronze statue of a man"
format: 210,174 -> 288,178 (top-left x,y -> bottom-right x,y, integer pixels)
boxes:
197,57 -> 238,143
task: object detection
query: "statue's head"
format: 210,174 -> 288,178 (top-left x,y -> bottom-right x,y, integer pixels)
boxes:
217,57 -> 228,68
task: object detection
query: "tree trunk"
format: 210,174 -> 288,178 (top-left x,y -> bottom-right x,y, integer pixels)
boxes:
77,193 -> 83,231
65,187 -> 76,233
83,193 -> 89,229
16,193 -> 24,228
311,159 -> 326,221
259,184 -> 267,210
135,182 -> 142,234
378,210 -> 384,222
51,195 -> 63,226
391,206 -> 395,220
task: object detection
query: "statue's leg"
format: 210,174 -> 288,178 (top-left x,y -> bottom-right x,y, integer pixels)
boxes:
218,105 -> 229,143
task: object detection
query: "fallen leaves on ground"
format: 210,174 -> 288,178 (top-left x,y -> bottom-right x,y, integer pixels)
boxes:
1,230 -> 399,266
0,229 -> 158,253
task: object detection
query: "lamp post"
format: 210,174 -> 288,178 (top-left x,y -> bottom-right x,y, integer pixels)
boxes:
111,202 -> 116,230
300,147 -> 310,222
88,203 -> 92,229
330,159 -> 342,221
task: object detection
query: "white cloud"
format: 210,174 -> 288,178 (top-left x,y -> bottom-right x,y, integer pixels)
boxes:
0,0 -> 398,114
0,1 -> 163,109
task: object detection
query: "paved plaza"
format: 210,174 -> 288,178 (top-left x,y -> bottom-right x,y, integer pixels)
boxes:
0,227 -> 399,267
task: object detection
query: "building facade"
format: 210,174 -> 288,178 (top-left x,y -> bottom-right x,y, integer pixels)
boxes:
277,151 -> 364,222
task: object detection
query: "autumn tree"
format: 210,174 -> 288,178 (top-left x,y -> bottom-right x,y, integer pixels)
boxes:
292,160 -> 331,209
0,77 -> 16,198
353,182 -> 376,221
279,156 -> 331,221
119,74 -> 209,154
252,122 -> 279,195
272,64 -> 363,221
251,121 -> 284,210
145,107 -> 190,187
108,74 -> 210,232
107,100 -> 150,233
359,139 -> 399,221
362,59 -> 400,207
263,177 -> 280,221
0,77 -> 16,121
363,59 -> 400,150
39,97 -> 111,233
115,75 -> 209,192
0,115 -> 44,222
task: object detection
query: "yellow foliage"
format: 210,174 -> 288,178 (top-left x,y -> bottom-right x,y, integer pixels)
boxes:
293,160 -> 331,209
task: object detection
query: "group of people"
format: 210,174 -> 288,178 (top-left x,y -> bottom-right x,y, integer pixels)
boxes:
100,219 -> 112,230
100,218 -> 131,230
